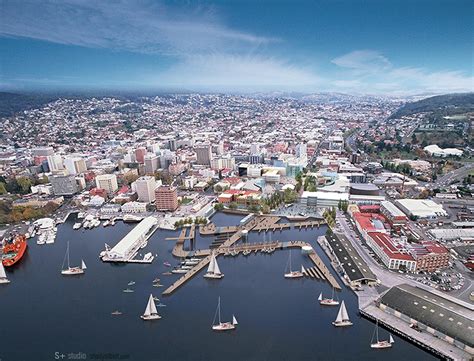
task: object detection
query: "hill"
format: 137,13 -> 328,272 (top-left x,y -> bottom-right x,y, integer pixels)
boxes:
390,93 -> 474,119
0,92 -> 58,117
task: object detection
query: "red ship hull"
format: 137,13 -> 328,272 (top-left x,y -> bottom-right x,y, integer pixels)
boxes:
2,235 -> 28,267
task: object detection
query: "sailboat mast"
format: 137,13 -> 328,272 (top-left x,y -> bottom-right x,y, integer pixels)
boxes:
218,297 -> 221,324
376,320 -> 379,342
289,250 -> 292,272
67,242 -> 70,268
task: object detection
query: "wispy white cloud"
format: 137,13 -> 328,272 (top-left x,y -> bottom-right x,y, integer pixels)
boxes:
331,50 -> 391,72
157,54 -> 321,91
0,0 -> 275,56
331,50 -> 473,94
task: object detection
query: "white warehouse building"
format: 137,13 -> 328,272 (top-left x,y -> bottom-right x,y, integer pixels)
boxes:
103,217 -> 157,261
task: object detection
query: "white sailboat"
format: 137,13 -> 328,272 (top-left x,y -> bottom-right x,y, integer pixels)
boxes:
0,263 -> 10,284
61,242 -> 85,276
284,250 -> 303,278
332,300 -> 352,327
319,287 -> 340,306
371,320 -> 394,349
212,297 -> 237,331
140,294 -> 161,320
204,253 -> 224,279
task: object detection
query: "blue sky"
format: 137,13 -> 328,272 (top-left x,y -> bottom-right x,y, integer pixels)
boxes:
0,0 -> 472,95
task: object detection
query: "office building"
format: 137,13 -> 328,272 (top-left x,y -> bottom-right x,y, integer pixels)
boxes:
50,174 -> 78,196
195,144 -> 212,165
155,185 -> 178,211
95,174 -> 118,194
144,154 -> 160,174
135,176 -> 156,203
64,157 -> 87,175
47,154 -> 64,173
135,147 -> 147,164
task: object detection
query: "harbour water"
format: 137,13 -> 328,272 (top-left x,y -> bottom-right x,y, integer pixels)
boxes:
0,212 -> 438,361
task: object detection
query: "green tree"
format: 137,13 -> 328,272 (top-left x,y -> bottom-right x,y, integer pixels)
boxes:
0,182 -> 6,195
17,177 -> 32,194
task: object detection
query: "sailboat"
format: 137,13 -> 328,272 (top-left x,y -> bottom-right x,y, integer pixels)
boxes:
319,287 -> 340,306
140,294 -> 161,320
204,253 -> 224,279
0,263 -> 10,284
284,250 -> 303,278
371,320 -> 394,349
61,242 -> 85,275
211,297 -> 237,331
332,300 -> 352,327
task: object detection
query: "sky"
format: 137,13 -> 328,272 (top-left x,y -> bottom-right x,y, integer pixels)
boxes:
0,0 -> 473,95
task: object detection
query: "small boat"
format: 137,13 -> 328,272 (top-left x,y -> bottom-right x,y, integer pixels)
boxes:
153,283 -> 164,287
162,272 -> 173,276
156,303 -> 167,307
318,287 -> 340,306
77,212 -> 85,219
185,260 -> 199,265
204,253 -> 224,279
190,258 -> 200,262
140,294 -> 162,320
171,268 -> 188,274
332,300 -> 352,327
111,310 -> 122,316
83,221 -> 90,229
140,241 -> 148,249
152,278 -> 161,283
284,250 -> 303,279
153,296 -> 160,302
181,265 -> 193,270
128,281 -> 136,286
142,252 -> 154,262
73,223 -> 82,230
212,297 -> 237,331
163,261 -> 172,267
61,242 -> 85,276
0,263 -> 10,284
36,233 -> 46,245
371,320 -> 394,349
123,288 -> 134,293
103,220 -> 110,227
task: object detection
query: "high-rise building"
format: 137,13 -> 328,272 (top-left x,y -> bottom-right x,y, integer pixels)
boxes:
47,154 -> 64,173
210,155 -> 235,170
216,141 -> 225,155
50,175 -> 78,196
155,185 -> 178,211
295,143 -> 307,158
135,176 -> 156,203
195,144 -> 212,165
64,157 -> 87,175
168,139 -> 177,151
144,154 -> 160,174
135,147 -> 147,164
95,174 -> 118,194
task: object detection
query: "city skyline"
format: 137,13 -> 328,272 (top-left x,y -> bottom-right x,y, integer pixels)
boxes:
1,0 -> 473,95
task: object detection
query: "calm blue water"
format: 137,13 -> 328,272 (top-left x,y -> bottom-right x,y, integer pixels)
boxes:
0,213 -> 438,361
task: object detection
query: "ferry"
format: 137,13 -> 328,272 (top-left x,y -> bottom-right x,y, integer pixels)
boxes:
2,234 -> 28,267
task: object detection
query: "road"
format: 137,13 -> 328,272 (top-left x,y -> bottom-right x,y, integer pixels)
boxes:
432,162 -> 474,188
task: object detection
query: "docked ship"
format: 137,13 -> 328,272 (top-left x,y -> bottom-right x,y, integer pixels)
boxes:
1,234 -> 28,267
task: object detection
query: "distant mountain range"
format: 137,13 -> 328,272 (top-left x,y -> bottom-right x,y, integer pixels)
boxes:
389,92 -> 474,119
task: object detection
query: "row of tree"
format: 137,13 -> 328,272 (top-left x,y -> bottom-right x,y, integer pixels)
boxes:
173,217 -> 208,229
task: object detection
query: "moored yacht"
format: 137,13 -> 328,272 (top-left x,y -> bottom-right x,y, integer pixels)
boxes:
204,253 -> 224,279
284,250 -> 303,278
140,294 -> 161,320
332,300 -> 352,327
61,242 -> 86,276
318,287 -> 340,306
371,320 -> 394,349
212,297 -> 237,331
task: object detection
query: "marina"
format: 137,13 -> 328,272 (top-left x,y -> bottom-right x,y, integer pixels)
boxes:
0,212 -> 437,361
